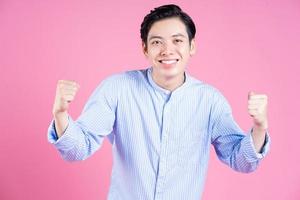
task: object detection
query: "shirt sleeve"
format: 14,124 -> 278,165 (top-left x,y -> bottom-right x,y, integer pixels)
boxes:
47,77 -> 118,161
210,90 -> 270,173
243,128 -> 270,160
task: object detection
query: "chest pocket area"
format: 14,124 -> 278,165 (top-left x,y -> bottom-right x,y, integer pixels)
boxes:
176,128 -> 209,168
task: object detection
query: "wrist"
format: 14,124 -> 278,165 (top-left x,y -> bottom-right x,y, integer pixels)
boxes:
253,123 -> 268,132
53,111 -> 68,119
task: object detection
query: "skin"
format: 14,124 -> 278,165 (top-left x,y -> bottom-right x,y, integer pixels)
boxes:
248,91 -> 268,152
143,17 -> 196,91
53,17 -> 268,153
52,80 -> 79,137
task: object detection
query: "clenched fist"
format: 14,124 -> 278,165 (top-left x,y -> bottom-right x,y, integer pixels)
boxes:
248,91 -> 268,130
52,80 -> 80,116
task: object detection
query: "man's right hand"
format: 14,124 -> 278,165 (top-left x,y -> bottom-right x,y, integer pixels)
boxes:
52,80 -> 80,137
52,80 -> 80,115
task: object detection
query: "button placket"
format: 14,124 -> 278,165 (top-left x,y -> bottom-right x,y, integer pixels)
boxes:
154,100 -> 172,198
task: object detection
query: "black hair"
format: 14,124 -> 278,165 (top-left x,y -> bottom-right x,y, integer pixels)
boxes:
140,4 -> 196,47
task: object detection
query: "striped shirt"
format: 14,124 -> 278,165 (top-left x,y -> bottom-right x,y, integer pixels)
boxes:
48,67 -> 270,200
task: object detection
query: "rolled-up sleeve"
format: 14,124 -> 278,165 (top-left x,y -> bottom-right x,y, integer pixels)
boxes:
242,130 -> 270,160
211,91 -> 270,173
47,76 -> 119,161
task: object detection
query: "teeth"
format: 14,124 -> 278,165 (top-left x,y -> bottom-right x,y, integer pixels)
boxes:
161,60 -> 177,64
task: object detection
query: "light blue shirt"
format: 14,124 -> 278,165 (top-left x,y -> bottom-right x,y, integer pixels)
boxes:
48,67 -> 270,200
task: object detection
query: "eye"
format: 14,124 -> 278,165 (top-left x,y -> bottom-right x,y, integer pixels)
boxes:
174,39 -> 183,43
151,40 -> 162,45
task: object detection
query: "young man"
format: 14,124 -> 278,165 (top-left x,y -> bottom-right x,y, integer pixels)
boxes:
48,4 -> 270,200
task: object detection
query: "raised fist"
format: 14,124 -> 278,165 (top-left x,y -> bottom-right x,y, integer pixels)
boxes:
248,91 -> 268,130
52,80 -> 80,115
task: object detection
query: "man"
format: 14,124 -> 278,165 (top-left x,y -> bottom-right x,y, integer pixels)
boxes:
48,4 -> 270,200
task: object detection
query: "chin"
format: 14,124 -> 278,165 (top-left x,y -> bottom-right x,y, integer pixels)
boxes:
161,69 -> 182,79
152,63 -> 184,77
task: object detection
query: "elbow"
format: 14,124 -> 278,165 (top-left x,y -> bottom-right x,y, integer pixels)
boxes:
59,149 -> 88,162
231,159 -> 259,173
236,165 -> 258,174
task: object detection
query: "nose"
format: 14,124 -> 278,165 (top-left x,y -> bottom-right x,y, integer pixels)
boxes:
160,42 -> 174,56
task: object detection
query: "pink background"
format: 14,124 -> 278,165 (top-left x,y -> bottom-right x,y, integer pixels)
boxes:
0,0 -> 299,199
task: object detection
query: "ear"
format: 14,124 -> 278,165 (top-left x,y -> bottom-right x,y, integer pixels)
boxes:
189,39 -> 196,56
142,42 -> 148,57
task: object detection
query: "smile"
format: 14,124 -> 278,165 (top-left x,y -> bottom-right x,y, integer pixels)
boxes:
158,59 -> 179,64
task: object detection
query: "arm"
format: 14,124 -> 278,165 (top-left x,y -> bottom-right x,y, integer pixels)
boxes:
210,91 -> 270,173
248,92 -> 268,153
52,80 -> 80,138
48,78 -> 117,161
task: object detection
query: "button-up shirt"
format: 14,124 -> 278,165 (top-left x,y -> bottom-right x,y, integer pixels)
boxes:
48,67 -> 270,200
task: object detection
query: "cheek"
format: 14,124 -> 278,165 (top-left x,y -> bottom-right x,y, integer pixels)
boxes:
148,48 -> 160,59
183,46 -> 193,56
176,44 -> 189,53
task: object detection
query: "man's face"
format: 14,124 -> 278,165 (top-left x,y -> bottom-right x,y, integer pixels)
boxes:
143,17 -> 196,81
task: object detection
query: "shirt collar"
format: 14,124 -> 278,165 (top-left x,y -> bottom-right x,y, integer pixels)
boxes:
147,67 -> 191,97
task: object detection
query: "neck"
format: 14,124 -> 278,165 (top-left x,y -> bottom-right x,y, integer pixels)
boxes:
152,72 -> 185,92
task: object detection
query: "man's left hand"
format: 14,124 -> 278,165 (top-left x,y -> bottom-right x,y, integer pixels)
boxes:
248,91 -> 268,130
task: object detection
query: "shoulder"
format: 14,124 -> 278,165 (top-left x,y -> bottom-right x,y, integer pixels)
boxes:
186,75 -> 230,106
91,68 -> 147,96
187,75 -> 222,97
187,77 -> 232,117
101,69 -> 147,86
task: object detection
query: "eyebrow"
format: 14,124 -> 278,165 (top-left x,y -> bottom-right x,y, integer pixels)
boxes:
148,33 -> 187,41
148,36 -> 163,41
171,33 -> 186,38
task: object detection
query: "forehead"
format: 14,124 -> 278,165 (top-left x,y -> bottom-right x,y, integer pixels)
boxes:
148,17 -> 188,39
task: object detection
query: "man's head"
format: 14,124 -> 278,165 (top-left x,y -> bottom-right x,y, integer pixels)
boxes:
140,4 -> 196,48
140,4 -> 196,84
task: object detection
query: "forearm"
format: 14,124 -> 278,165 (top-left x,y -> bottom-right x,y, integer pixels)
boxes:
53,112 -> 69,138
251,125 -> 267,153
248,92 -> 268,153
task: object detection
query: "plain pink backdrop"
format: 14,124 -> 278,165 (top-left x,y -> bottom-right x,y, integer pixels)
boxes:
0,0 -> 299,199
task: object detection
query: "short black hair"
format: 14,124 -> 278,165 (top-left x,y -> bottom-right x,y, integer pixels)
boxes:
140,4 -> 196,47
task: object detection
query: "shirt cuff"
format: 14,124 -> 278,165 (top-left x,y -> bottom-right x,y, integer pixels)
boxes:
240,129 -> 270,162
47,116 -> 79,149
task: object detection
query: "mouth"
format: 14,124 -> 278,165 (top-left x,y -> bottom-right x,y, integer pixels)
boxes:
158,59 -> 179,65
